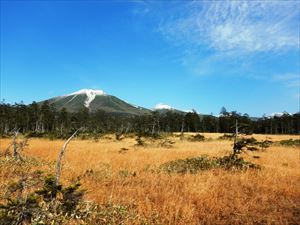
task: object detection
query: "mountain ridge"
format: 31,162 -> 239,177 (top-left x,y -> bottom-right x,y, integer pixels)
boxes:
38,89 -> 196,116
39,89 -> 152,115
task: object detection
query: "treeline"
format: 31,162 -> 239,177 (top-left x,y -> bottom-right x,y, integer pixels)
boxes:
0,101 -> 299,136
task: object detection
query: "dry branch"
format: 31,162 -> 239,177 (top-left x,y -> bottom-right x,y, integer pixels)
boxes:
13,129 -> 20,159
56,128 -> 81,185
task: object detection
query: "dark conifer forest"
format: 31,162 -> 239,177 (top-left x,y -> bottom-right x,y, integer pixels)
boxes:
1,101 -> 299,137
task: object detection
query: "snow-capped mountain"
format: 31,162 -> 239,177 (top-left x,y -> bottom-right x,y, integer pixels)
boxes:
65,89 -> 107,108
40,89 -> 150,115
154,103 -> 173,110
153,103 -> 186,115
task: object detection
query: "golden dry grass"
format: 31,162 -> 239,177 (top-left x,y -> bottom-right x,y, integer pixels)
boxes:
1,133 -> 300,224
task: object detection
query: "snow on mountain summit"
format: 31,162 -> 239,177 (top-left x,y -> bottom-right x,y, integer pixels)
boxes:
66,89 -> 107,108
67,89 -> 106,96
154,103 -> 173,110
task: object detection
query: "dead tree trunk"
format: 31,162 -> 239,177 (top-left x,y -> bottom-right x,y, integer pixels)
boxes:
13,129 -> 20,159
125,122 -> 130,134
180,119 -> 184,140
55,128 -> 81,185
234,119 -> 238,144
3,129 -> 25,160
233,119 -> 239,156
151,122 -> 155,136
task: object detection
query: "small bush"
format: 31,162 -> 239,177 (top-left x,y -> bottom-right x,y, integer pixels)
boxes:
119,169 -> 137,178
278,139 -> 300,147
160,154 -> 259,174
135,136 -> 145,146
247,146 -> 259,151
0,172 -> 139,224
0,175 -> 85,224
119,147 -> 129,153
25,131 -> 45,138
103,135 -> 113,140
233,137 -> 272,153
188,134 -> 205,142
136,131 -> 162,139
160,156 -> 215,174
159,139 -> 175,148
258,139 -> 273,150
115,132 -> 124,141
215,154 -> 260,170
80,133 -> 89,140
218,134 -> 234,140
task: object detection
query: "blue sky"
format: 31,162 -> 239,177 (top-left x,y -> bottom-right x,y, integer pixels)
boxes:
1,0 -> 299,116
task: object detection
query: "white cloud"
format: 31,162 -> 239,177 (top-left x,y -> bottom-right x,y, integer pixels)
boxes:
158,1 -> 299,53
273,73 -> 299,81
273,73 -> 299,88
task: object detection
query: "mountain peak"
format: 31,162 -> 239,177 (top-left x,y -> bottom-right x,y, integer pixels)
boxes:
154,103 -> 173,110
67,89 -> 106,97
66,89 -> 107,108
40,89 -> 151,115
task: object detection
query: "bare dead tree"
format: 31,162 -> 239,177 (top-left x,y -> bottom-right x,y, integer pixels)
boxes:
180,118 -> 185,140
233,119 -> 239,156
1,129 -> 28,160
56,128 -> 81,185
234,119 -> 239,145
13,129 -> 20,159
15,139 -> 28,161
151,121 -> 156,136
3,142 -> 13,157
125,122 -> 131,134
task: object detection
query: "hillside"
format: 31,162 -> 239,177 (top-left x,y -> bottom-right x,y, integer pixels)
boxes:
40,89 -> 151,115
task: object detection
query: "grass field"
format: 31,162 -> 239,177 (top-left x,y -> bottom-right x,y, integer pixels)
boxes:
1,133 -> 299,224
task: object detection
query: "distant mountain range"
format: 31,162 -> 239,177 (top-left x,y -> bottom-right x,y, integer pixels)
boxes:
25,88 -> 299,118
39,89 -> 186,115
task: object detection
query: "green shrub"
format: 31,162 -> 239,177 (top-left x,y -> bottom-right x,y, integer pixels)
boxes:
0,175 -> 84,224
257,139 -> 273,150
215,154 -> 260,170
25,131 -> 45,138
233,137 -> 272,153
0,152 -> 144,224
160,154 -> 259,174
188,134 -> 205,142
119,169 -> 137,178
115,132 -> 124,141
119,147 -> 129,153
159,139 -> 175,148
160,155 -> 215,174
135,135 -> 145,146
278,139 -> 300,147
218,134 -> 234,140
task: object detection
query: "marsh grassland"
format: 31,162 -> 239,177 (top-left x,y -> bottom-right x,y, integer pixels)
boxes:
1,133 -> 299,224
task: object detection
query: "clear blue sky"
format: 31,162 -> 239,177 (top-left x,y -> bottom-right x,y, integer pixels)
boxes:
1,0 -> 299,116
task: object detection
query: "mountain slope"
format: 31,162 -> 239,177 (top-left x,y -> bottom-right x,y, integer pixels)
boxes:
41,89 -> 150,115
154,103 -> 186,115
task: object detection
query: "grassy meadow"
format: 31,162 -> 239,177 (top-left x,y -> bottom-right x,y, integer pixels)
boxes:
0,133 -> 299,224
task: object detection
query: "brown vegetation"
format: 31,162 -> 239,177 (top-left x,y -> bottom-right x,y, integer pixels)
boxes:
1,133 -> 299,224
